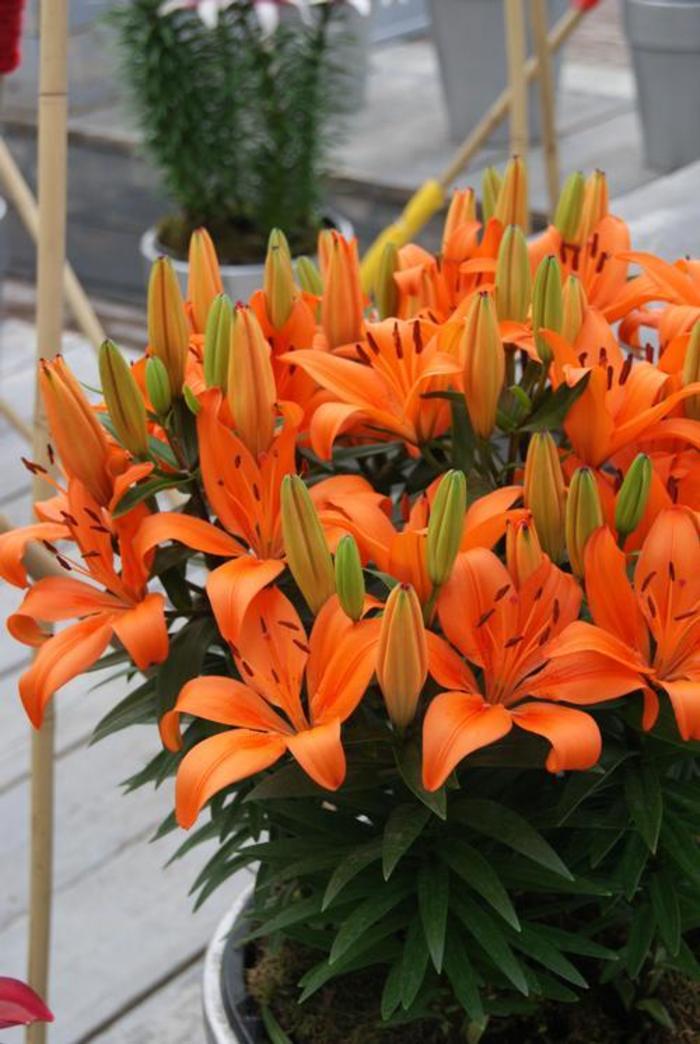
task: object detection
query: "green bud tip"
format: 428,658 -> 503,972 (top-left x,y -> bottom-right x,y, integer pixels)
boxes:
427,469 -> 467,587
335,535 -> 365,622
615,454 -> 652,539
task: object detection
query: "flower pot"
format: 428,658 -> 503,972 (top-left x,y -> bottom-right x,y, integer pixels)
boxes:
203,885 -> 256,1044
428,0 -> 568,144
139,212 -> 354,301
370,0 -> 430,43
623,0 -> 700,172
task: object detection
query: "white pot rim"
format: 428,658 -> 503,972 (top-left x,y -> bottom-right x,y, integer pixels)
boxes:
202,881 -> 255,1044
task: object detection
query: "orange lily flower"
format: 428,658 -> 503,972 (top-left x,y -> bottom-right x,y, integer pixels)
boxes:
0,477 -> 168,726
609,253 -> 700,349
422,549 -> 645,790
161,588 -> 380,827
281,317 -> 461,458
581,509 -> 700,737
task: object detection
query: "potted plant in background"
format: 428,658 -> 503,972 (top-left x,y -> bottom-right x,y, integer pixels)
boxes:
110,0 -> 366,300
4,163 -> 700,1042
623,0 -> 700,173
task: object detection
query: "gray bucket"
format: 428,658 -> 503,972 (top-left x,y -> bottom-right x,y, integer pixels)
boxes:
429,0 -> 568,145
624,0 -> 700,172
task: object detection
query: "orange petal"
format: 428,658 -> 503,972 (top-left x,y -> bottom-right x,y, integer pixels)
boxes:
0,523 -> 70,588
426,632 -> 479,692
19,616 -> 114,727
422,691 -> 512,791
308,402 -> 364,460
206,556 -> 285,645
175,729 -> 286,828
160,675 -> 290,752
512,702 -> 601,772
531,621 -> 647,704
134,512 -> 245,565
10,576 -> 125,622
461,486 -> 523,550
309,613 -> 381,725
585,527 -> 649,658
111,592 -> 168,671
661,679 -> 700,741
279,349 -> 391,412
286,718 -> 346,790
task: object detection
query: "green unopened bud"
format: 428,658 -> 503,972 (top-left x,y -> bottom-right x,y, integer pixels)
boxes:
335,534 -> 365,622
566,467 -> 604,577
183,384 -> 201,415
494,156 -> 529,232
99,340 -> 149,457
683,322 -> 700,420
554,172 -> 585,242
281,475 -> 336,615
615,454 -> 652,540
147,256 -> 188,396
427,469 -> 467,586
482,167 -> 503,225
295,255 -> 323,296
203,294 -> 232,390
495,225 -> 531,322
578,169 -> 609,244
561,275 -> 587,345
532,255 -> 563,364
523,431 -> 566,562
264,229 -> 296,329
145,356 -> 172,417
374,240 -> 399,320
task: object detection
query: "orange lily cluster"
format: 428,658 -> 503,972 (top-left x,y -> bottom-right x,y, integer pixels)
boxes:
3,163 -> 700,832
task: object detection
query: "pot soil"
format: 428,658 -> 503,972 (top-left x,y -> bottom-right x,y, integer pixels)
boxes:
156,214 -> 322,268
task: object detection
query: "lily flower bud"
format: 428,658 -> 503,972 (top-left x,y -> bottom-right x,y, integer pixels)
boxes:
495,225 -> 531,322
554,172 -> 585,243
461,292 -> 505,439
494,156 -> 529,231
578,169 -> 609,244
227,306 -> 277,458
281,475 -> 336,615
532,255 -> 563,364
203,294 -> 232,391
506,512 -> 544,588
374,240 -> 399,321
264,228 -> 296,330
320,231 -> 364,349
566,466 -> 604,577
523,431 -> 566,562
335,534 -> 365,622
615,453 -> 652,540
187,228 -> 223,334
561,275 -> 587,345
39,357 -> 113,505
427,469 -> 467,586
295,256 -> 323,296
147,256 -> 189,396
99,340 -> 148,458
377,583 -> 428,731
146,356 -> 172,417
442,188 -> 476,252
683,322 -> 700,421
482,167 -> 503,225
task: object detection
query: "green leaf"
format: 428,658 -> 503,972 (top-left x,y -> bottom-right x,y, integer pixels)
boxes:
667,940 -> 700,981
298,912 -> 405,1002
533,924 -> 618,961
625,762 -> 663,853
636,998 -> 675,1031
381,960 -> 404,1021
401,918 -> 430,1010
248,894 -> 324,940
521,372 -> 591,432
112,475 -> 190,517
395,743 -> 447,819
618,832 -> 650,901
156,617 -> 218,717
661,815 -> 700,886
454,798 -> 572,880
244,763 -> 327,802
418,862 -> 450,972
322,841 -> 383,910
444,930 -> 485,1022
382,804 -> 431,880
510,926 -> 588,989
554,751 -> 630,825
650,871 -> 681,956
90,676 -> 157,744
329,881 -> 413,964
260,1005 -> 293,1044
626,904 -> 655,978
442,842 -> 520,930
452,894 -> 529,996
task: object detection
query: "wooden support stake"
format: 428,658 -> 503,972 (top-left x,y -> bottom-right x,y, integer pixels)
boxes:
0,136 -> 105,350
530,0 -> 560,216
26,0 -> 69,1039
504,0 -> 529,158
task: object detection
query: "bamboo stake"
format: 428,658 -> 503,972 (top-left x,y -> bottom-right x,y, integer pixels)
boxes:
26,1 -> 69,1040
437,7 -> 583,191
0,136 -> 106,350
530,0 -> 560,216
504,0 -> 529,158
